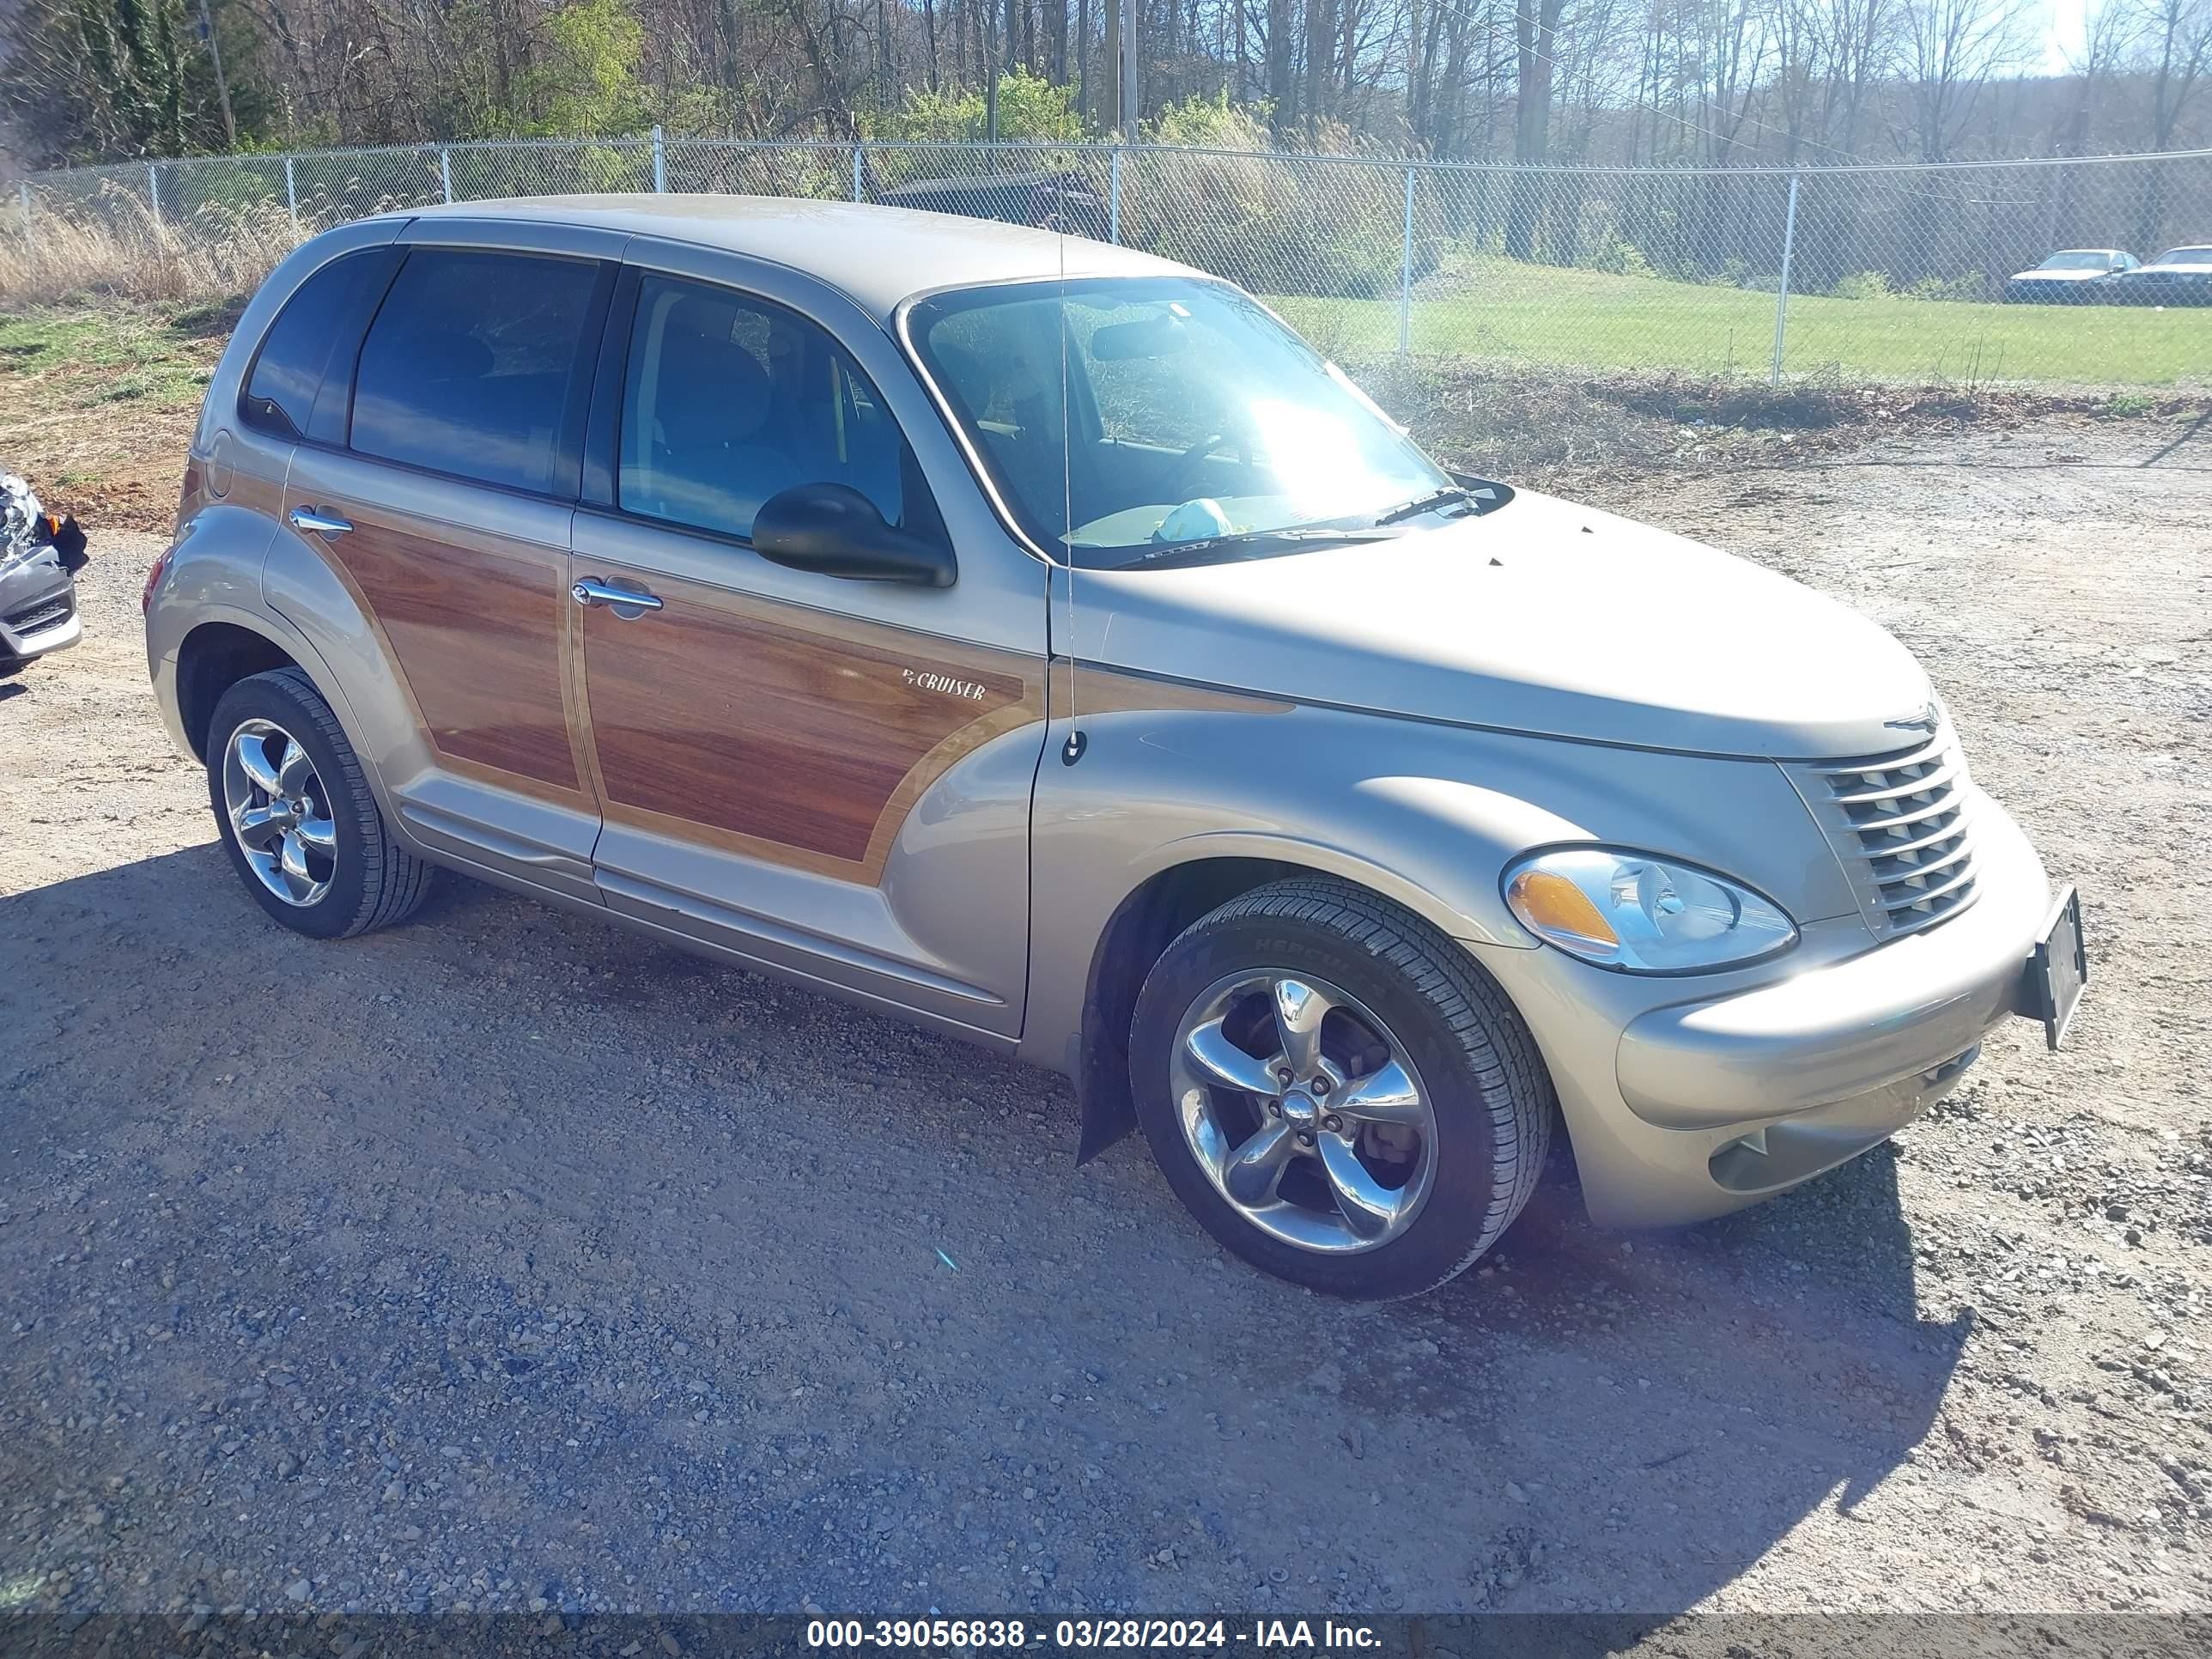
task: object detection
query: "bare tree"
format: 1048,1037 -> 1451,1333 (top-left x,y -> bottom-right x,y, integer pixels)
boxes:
2135,0 -> 2212,148
1684,0 -> 1773,165
2062,0 -> 2137,155
1504,0 -> 1563,257
1820,0 -> 1900,155
1511,0 -> 1563,162
1897,0 -> 2033,161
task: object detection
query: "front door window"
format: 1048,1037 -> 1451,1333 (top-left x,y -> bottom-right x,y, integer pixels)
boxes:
617,275 -> 927,543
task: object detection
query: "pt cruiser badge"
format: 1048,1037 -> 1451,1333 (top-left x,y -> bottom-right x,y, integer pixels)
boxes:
902,666 -> 991,701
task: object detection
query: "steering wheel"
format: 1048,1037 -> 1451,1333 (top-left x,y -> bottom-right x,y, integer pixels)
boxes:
1165,429 -> 1252,500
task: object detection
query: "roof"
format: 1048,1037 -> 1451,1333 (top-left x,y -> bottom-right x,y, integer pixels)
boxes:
401,194 -> 1190,322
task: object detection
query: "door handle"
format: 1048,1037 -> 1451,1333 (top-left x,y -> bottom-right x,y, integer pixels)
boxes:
570,578 -> 663,613
288,506 -> 352,538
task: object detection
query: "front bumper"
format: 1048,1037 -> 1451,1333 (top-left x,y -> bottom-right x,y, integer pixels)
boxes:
1470,791 -> 2057,1226
2114,278 -> 2212,306
2005,278 -> 2105,304
0,550 -> 82,665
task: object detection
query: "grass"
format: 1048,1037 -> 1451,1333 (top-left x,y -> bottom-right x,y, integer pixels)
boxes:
0,300 -> 229,529
1273,255 -> 2212,388
0,305 -> 220,408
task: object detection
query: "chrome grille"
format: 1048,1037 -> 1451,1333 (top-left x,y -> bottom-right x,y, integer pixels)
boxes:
1788,725 -> 1981,940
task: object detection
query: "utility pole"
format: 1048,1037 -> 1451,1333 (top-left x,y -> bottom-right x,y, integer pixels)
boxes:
985,2 -> 1000,142
876,0 -> 893,112
1103,0 -> 1121,135
982,0 -> 1017,144
1077,0 -> 1091,125
197,0 -> 237,148
1120,0 -> 1138,133
1407,0 -> 1421,142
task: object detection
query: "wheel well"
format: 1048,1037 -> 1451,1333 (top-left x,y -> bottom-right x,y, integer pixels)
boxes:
1074,855 -> 1323,1162
176,623 -> 298,762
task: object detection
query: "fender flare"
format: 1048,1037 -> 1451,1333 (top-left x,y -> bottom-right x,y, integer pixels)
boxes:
1067,823 -> 1539,1165
173,602 -> 389,818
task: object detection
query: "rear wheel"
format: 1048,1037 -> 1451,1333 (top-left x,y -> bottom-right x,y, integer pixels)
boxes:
1130,878 -> 1553,1298
205,667 -> 433,939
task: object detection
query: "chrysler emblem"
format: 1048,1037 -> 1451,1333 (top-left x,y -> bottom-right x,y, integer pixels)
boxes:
1885,702 -> 1940,733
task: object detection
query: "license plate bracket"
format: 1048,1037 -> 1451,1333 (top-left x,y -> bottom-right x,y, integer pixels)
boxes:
2022,884 -> 2088,1051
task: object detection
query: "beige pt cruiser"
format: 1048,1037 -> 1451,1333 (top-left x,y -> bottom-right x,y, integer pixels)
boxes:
146,197 -> 2088,1298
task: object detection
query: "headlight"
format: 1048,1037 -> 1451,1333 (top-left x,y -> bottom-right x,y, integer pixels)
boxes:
1503,848 -> 1797,974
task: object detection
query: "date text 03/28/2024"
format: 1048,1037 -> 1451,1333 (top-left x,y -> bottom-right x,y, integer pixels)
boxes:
805,1619 -> 1383,1650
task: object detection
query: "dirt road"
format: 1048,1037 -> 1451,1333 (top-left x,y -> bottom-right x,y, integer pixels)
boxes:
3,414 -> 2209,1620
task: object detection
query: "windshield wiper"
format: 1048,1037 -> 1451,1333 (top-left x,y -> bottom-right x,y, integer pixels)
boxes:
1105,525 -> 1402,570
1372,486 -> 1477,526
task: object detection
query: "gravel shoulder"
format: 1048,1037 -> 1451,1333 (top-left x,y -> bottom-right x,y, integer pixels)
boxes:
2,414 -> 2208,1620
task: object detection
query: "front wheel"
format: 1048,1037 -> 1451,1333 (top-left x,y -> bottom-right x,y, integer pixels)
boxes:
1129,879 -> 1554,1298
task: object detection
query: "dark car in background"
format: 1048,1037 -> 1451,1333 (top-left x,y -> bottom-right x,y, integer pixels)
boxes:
2002,248 -> 2138,302
2110,246 -> 2212,305
874,167 -> 1109,240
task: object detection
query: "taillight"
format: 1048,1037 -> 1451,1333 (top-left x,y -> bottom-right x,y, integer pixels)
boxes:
142,547 -> 175,615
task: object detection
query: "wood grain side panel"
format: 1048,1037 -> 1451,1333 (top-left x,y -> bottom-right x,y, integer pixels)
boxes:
227,473 -> 288,518
325,520 -> 580,793
586,578 -> 1042,873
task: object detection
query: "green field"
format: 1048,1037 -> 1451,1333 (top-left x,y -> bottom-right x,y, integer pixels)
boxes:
0,302 -> 222,410
1272,256 -> 2212,387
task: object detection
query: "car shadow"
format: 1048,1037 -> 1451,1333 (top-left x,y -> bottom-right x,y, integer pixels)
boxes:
2,849 -> 1967,1617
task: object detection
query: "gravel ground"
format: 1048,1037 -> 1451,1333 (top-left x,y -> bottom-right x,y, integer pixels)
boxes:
2,413 -> 2209,1623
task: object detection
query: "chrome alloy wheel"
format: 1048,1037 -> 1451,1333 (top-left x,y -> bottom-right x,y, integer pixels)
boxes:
221,718 -> 337,908
1168,971 -> 1438,1254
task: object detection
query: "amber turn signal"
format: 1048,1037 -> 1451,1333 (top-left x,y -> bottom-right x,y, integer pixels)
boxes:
1505,868 -> 1621,954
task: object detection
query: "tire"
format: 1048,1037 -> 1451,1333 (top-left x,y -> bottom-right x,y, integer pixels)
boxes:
0,659 -> 27,679
204,666 -> 434,939
1129,878 -> 1553,1299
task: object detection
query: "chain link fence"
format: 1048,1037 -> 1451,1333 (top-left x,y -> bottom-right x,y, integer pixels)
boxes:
11,137 -> 2212,389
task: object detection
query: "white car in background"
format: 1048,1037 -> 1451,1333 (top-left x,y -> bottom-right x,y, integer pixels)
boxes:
2002,248 -> 2137,303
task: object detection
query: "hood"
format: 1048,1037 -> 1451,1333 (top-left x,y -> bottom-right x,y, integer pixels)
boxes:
1070,489 -> 1933,760
2011,266 -> 2106,281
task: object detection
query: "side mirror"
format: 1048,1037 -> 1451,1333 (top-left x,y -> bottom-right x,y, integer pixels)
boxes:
752,483 -> 957,588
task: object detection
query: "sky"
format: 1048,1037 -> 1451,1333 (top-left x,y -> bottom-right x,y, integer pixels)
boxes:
2044,0 -> 2090,73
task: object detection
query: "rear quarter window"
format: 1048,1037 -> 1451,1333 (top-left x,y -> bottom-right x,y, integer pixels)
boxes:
349,248 -> 608,496
240,249 -> 399,441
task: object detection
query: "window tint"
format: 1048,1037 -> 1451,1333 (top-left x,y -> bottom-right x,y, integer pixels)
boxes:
241,250 -> 394,441
350,249 -> 604,495
618,275 -> 921,542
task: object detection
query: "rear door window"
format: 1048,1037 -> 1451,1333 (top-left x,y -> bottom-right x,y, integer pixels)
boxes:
240,248 -> 398,441
350,248 -> 607,496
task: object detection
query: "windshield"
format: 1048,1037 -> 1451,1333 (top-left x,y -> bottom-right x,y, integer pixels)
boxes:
2039,252 -> 2112,270
2154,247 -> 2212,265
905,276 -> 1450,567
